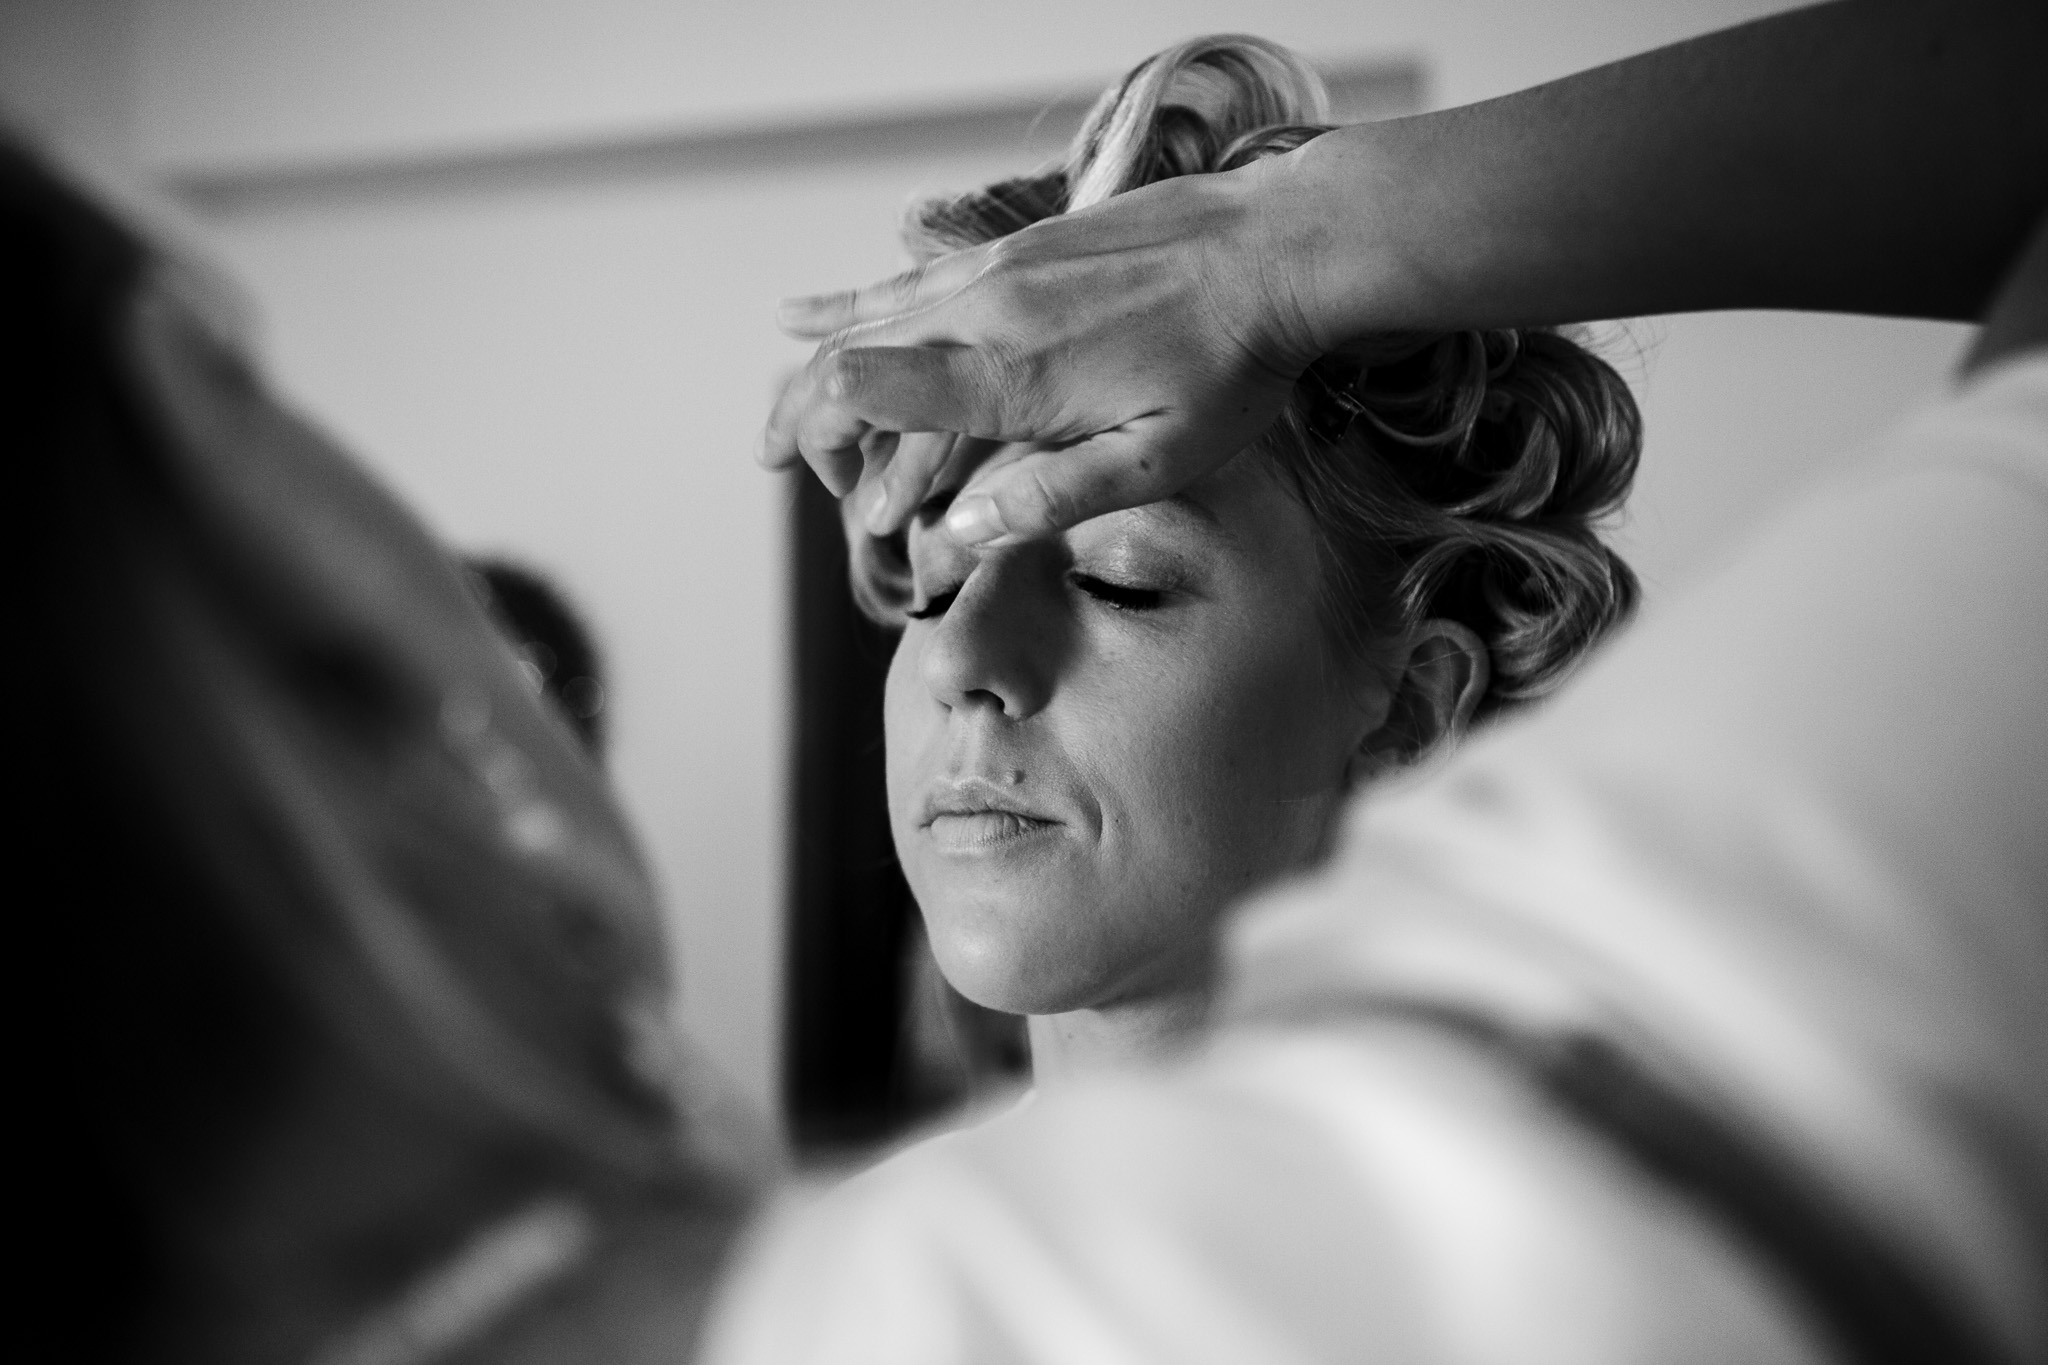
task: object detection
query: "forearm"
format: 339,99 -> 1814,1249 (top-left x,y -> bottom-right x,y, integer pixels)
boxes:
1273,0 -> 2048,343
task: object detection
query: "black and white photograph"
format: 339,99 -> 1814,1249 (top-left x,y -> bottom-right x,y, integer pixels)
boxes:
13,1 -> 2045,1360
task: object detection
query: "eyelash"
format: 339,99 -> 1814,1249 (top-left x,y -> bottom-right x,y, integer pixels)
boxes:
904,575 -> 1164,621
1072,574 -> 1163,611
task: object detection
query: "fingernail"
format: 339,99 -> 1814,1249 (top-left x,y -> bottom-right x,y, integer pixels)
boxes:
755,427 -> 775,467
863,483 -> 892,534
945,494 -> 1006,544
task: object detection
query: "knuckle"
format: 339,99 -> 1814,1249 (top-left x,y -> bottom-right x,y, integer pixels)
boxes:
889,265 -> 929,305
960,346 -> 1020,430
974,330 -> 1025,380
818,347 -> 864,403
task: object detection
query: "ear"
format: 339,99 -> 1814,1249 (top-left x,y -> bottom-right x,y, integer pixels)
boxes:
1346,619 -> 1489,788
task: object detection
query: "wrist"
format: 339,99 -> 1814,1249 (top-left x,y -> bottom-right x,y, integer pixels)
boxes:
1229,151 -> 1338,367
1253,121 -> 1427,355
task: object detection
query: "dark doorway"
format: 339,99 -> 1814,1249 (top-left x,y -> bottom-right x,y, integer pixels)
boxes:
782,475 -> 1027,1156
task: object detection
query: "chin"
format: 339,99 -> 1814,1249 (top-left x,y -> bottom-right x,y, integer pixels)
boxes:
943,970 -> 1056,1016
926,928 -> 1061,1014
919,895 -> 1114,1017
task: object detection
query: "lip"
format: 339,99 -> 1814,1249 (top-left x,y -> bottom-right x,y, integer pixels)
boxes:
918,776 -> 1062,853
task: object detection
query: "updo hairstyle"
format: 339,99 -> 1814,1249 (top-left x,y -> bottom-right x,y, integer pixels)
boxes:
860,34 -> 1642,719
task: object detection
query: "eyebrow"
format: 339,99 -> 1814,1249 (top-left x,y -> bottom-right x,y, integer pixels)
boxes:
909,486 -> 1230,571
1164,490 -> 1222,528
1125,488 -> 1235,547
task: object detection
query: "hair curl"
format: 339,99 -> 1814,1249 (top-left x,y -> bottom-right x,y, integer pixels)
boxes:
871,34 -> 1641,719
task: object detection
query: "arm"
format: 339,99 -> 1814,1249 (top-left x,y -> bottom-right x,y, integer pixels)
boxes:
763,0 -> 2047,544
1286,0 -> 2047,338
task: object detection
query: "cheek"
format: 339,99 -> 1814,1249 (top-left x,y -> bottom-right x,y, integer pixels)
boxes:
882,629 -> 929,825
1100,626 -> 1348,883
877,595 -> 1354,1015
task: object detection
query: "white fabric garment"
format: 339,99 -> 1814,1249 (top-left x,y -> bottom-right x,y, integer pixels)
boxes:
697,355 -> 2048,1365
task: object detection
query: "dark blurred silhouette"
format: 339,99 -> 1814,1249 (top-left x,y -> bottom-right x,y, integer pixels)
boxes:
782,473 -> 1027,1158
16,138 -> 756,1364
466,558 -> 608,758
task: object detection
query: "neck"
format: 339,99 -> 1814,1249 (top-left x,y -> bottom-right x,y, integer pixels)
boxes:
1027,983 -> 1211,1086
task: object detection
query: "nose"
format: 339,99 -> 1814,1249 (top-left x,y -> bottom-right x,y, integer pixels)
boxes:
917,553 -> 1057,720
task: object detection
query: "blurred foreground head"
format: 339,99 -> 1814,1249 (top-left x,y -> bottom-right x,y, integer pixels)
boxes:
14,142 -> 752,1363
467,558 -> 610,758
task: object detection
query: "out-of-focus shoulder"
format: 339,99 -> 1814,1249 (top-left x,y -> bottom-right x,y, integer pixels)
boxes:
837,1087 -> 1039,1192
1894,349 -> 2048,493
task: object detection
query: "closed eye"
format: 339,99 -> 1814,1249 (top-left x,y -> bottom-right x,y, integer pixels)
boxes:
1072,574 -> 1163,611
905,587 -> 960,621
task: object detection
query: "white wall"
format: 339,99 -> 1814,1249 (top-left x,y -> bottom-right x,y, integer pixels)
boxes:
4,0 -> 1974,1131
131,0 -> 1807,176
1614,311 -> 1970,595
1,0 -> 137,177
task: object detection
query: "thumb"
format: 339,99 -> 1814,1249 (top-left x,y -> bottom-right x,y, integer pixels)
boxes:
941,434 -> 1185,544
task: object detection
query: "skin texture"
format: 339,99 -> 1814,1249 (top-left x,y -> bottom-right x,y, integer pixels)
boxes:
763,0 -> 2047,548
883,443 -> 1484,1076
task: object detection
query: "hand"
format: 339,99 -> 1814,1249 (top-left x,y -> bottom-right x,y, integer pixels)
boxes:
761,159 -> 1327,544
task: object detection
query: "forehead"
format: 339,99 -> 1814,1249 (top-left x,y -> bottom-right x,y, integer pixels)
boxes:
909,444 -> 1310,565
1155,445 -> 1300,542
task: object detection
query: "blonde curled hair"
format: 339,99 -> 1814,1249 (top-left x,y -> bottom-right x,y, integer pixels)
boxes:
872,34 -> 1641,718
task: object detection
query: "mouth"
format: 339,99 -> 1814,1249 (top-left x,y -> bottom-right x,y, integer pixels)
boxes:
920,778 -> 1061,852
927,810 -> 1059,852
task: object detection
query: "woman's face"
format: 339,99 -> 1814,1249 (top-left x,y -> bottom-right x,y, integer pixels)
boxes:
884,448 -> 1392,1016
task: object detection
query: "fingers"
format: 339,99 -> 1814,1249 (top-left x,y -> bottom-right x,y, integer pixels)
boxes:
941,432 -> 1188,544
842,465 -> 916,616
759,359 -> 865,495
776,246 -> 991,338
866,431 -> 956,534
832,344 -> 1008,435
762,343 -> 1012,495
